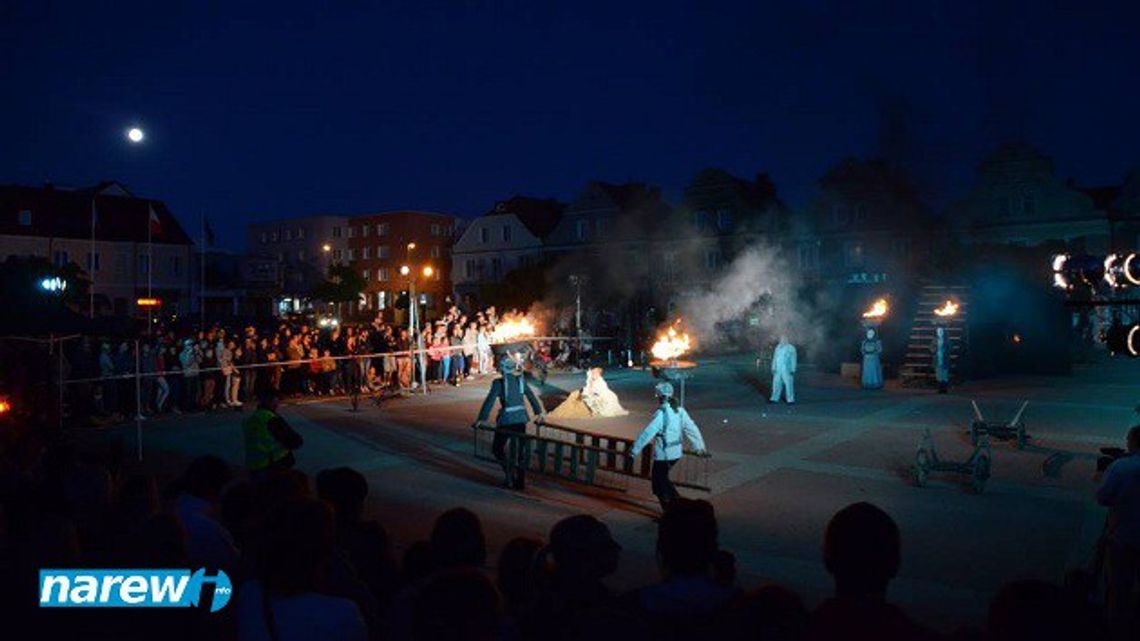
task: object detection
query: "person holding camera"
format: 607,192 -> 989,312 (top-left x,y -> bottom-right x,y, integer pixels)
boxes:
1096,425 -> 1140,632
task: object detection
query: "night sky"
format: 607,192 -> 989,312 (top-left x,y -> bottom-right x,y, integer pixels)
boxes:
3,1 -> 1138,250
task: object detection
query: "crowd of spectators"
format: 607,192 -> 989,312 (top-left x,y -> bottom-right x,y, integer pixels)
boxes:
55,305 -> 581,425
2,432 -> 1131,641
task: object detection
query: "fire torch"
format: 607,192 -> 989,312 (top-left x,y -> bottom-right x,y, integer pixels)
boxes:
649,320 -> 696,406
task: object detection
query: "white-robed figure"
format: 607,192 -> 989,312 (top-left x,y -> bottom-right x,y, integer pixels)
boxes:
768,335 -> 797,404
861,328 -> 884,390
631,382 -> 707,511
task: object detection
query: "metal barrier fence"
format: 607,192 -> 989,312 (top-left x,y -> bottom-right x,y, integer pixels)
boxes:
472,420 -> 711,492
43,335 -> 606,460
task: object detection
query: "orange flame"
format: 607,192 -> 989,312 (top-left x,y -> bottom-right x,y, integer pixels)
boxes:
862,298 -> 889,319
933,300 -> 959,317
491,314 -> 538,343
651,322 -> 692,361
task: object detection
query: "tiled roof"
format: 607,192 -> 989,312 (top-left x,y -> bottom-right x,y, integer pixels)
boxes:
0,182 -> 193,245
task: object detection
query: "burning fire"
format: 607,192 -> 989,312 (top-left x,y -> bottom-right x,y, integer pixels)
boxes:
491,314 -> 538,343
651,322 -> 692,361
862,298 -> 889,319
933,300 -> 959,317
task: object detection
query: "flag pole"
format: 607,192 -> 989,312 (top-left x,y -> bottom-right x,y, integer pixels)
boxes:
90,196 -> 97,319
147,205 -> 154,334
200,211 -> 206,331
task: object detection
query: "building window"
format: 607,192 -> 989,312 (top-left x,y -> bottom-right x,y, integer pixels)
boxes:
843,241 -> 865,268
284,229 -> 292,241
502,225 -> 512,242
520,255 -> 532,269
491,257 -> 502,279
297,227 -> 305,239
466,259 -> 476,279
480,227 -> 489,243
692,211 -> 707,230
705,250 -> 721,270
831,204 -> 850,226
170,256 -> 181,276
362,269 -> 370,281
297,250 -> 305,261
716,209 -> 732,231
346,248 -> 355,261
347,226 -> 357,239
434,268 -> 441,281
797,243 -> 819,271
18,210 -> 32,226
138,254 -> 150,275
277,252 -> 284,262
664,251 -> 677,280
998,196 -> 1012,217
333,249 -> 343,261
271,231 -> 279,242
377,223 -> 389,236
260,232 -> 268,244
377,291 -> 387,309
431,245 -> 441,258
892,238 -> 911,262
377,267 -> 390,282
362,224 -> 370,238
853,203 -> 867,225
431,224 -> 441,236
377,245 -> 390,259
1022,191 -> 1036,215
595,218 -> 607,236
362,247 -> 371,260
576,219 -> 589,240
333,226 -> 342,238
53,250 -> 69,268
86,252 -> 101,272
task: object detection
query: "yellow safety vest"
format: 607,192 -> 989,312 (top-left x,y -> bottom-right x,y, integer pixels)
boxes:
243,408 -> 291,471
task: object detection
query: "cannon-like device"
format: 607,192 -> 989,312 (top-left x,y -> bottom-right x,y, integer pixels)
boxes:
914,428 -> 992,493
969,400 -> 1029,448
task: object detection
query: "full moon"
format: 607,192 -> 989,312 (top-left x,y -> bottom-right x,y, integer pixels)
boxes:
127,127 -> 145,143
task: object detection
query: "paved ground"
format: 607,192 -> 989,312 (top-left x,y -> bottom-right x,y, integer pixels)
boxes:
91,355 -> 1140,632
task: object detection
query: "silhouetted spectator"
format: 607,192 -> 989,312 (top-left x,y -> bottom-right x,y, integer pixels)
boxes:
987,579 -> 1082,641
713,549 -> 738,588
806,501 -> 938,641
411,568 -> 501,641
317,467 -> 398,611
400,541 -> 435,587
522,514 -> 623,641
236,498 -> 367,641
727,584 -> 809,641
174,455 -> 240,573
628,498 -> 737,640
429,507 -> 486,571
1096,424 -> 1140,636
496,536 -> 543,619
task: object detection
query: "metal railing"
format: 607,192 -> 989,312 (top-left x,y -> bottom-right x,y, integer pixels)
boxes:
472,420 -> 712,492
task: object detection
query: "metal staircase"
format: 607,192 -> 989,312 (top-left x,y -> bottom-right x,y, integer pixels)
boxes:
901,285 -> 970,387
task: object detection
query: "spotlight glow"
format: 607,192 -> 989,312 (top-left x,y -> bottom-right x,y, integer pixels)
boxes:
127,127 -> 145,143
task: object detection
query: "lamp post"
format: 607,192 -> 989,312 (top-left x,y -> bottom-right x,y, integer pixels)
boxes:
569,274 -> 586,368
402,255 -> 433,394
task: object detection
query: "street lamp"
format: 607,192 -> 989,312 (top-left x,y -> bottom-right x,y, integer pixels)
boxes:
127,127 -> 145,143
402,261 -> 435,394
322,243 -> 331,252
